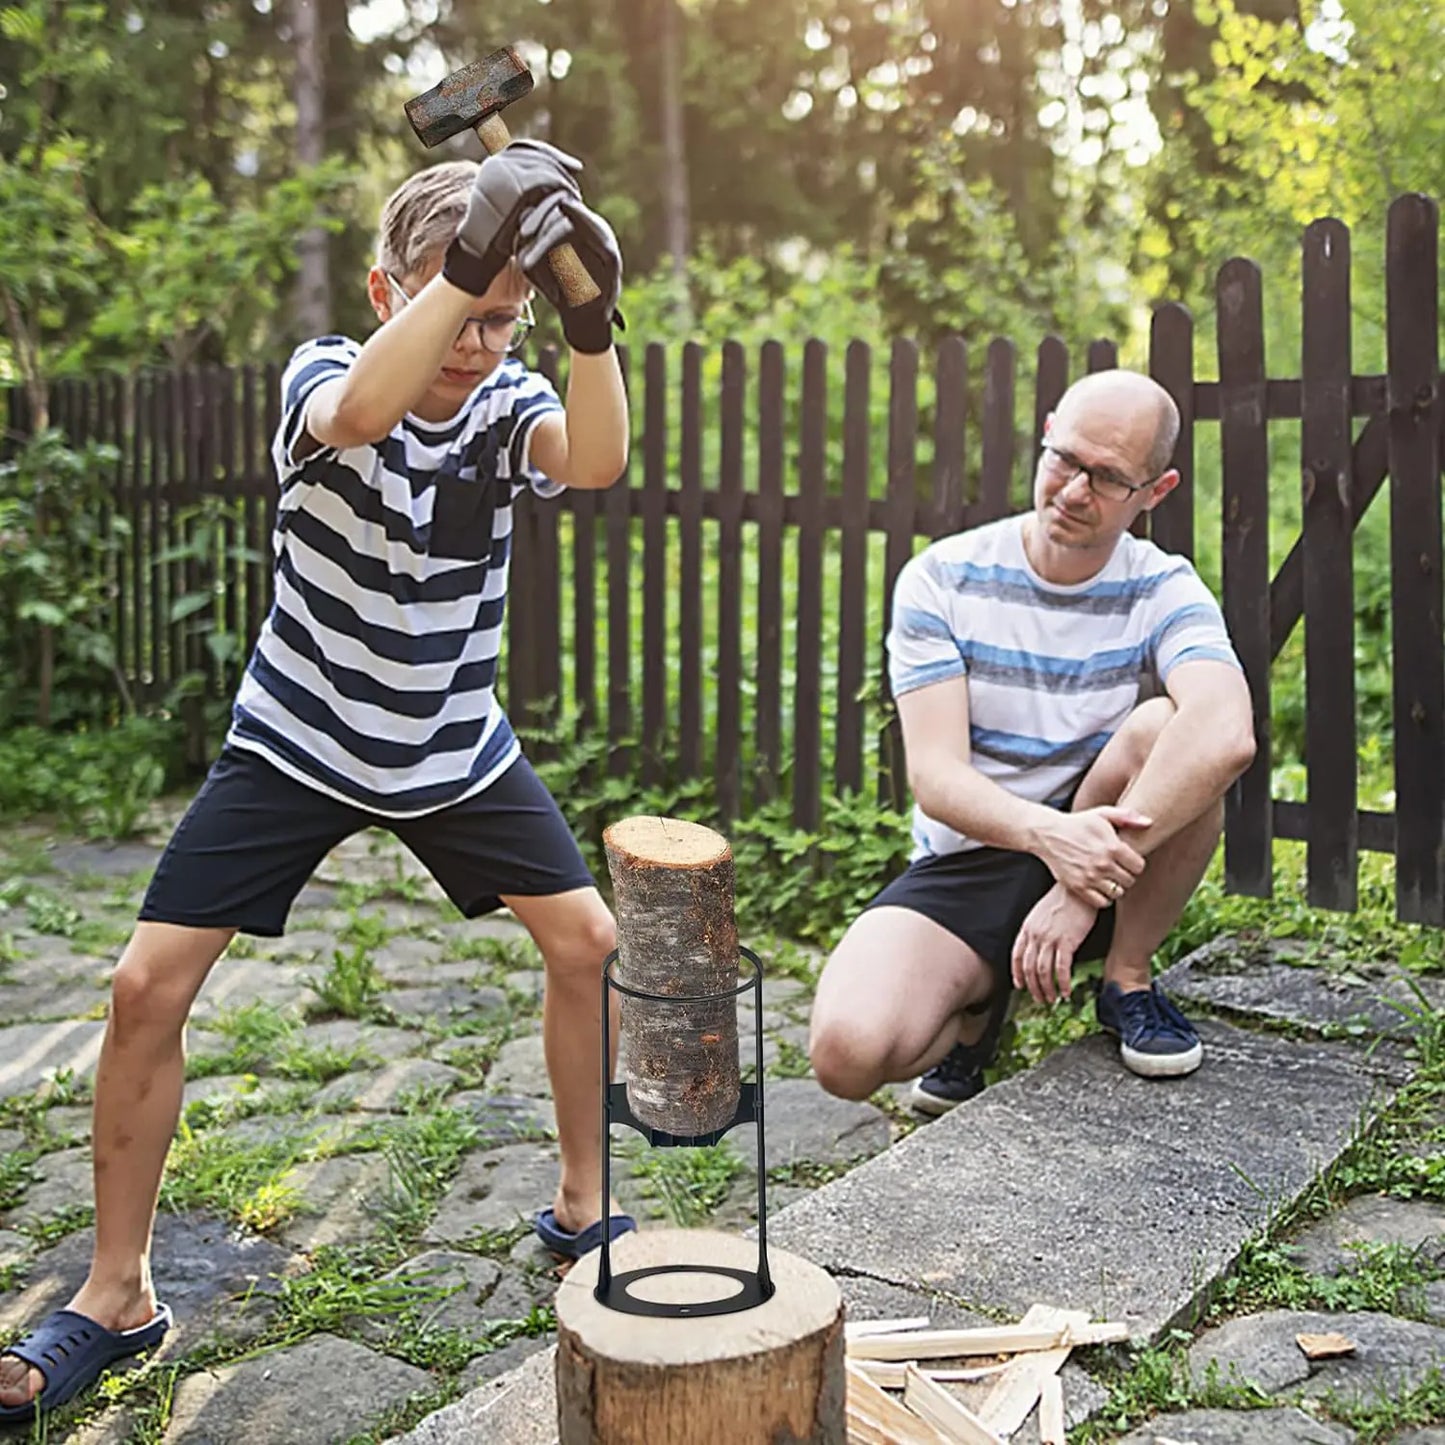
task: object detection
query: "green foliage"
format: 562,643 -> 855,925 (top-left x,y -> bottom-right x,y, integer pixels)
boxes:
305,943 -> 386,1021
0,429 -> 132,723
0,717 -> 177,837
93,165 -> 352,368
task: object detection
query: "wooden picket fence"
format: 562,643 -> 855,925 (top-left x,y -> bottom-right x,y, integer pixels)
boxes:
9,194 -> 1443,922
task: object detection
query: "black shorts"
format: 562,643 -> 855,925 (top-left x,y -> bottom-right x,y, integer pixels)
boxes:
865,846 -> 1115,998
139,746 -> 595,937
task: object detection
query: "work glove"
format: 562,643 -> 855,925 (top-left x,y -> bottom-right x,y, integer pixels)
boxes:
515,189 -> 625,354
443,139 -> 583,297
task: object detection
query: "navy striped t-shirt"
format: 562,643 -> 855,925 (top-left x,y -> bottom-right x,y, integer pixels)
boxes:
227,335 -> 564,816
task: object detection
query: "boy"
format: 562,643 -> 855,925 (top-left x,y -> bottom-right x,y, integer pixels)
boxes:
0,140 -> 632,1423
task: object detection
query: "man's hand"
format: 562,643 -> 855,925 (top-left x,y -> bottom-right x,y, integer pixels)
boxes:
1032,805 -> 1150,909
515,191 -> 623,354
444,139 -> 584,298
1011,884 -> 1099,1005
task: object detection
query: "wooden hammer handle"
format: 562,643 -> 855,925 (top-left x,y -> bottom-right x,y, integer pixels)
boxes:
474,113 -> 601,307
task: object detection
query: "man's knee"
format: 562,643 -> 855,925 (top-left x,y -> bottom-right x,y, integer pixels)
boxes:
809,1018 -> 886,1101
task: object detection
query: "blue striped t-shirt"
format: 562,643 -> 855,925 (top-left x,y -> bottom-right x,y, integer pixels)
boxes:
227,335 -> 564,816
888,514 -> 1241,860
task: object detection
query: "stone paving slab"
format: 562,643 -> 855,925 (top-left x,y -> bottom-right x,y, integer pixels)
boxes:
164,1332 -> 433,1443
187,959 -> 311,1021
395,1343 -> 557,1445
1162,939 -> 1445,1040
276,1155 -> 394,1253
0,1019 -> 105,1097
1189,1307 -> 1445,1405
1115,1407 -> 1356,1444
422,1143 -> 561,1245
313,1058 -> 462,1112
1286,1194 -> 1445,1276
0,1212 -> 294,1353
4,1145 -> 90,1228
0,974 -> 109,1023
764,1020 -> 1408,1337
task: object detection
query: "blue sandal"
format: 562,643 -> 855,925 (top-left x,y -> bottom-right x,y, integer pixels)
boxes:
0,1304 -> 173,1424
533,1207 -> 637,1261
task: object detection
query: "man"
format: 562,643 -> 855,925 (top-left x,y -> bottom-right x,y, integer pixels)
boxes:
809,369 -> 1255,1115
0,143 -> 632,1424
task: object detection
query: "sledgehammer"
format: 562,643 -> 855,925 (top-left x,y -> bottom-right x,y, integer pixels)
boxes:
405,46 -> 601,306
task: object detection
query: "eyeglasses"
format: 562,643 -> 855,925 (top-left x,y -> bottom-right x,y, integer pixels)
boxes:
384,273 -> 535,354
1041,444 -> 1161,504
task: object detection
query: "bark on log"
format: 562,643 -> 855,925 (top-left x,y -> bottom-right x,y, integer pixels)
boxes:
603,816 -> 742,1135
556,1228 -> 846,1444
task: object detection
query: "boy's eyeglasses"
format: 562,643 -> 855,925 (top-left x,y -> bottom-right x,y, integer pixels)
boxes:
1041,444 -> 1161,504
384,273 -> 535,354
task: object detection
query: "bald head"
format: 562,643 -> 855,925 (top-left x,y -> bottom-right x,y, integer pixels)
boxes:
1055,370 -> 1179,478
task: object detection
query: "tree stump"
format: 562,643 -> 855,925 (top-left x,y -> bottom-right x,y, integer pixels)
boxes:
603,816 -> 742,1136
555,1228 -> 846,1444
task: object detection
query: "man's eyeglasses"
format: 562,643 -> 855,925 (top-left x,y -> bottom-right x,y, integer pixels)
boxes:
384,273 -> 535,355
1041,444 -> 1161,504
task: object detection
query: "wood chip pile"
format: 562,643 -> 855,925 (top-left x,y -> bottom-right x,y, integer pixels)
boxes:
844,1306 -> 1130,1444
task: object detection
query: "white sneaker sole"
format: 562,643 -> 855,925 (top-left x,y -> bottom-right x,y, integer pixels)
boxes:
1119,1039 -> 1203,1078
908,1080 -> 963,1116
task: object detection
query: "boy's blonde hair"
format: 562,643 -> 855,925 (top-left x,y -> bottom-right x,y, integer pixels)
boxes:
377,160 -> 478,279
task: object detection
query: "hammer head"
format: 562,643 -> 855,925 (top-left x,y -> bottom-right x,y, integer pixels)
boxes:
406,47 -> 534,149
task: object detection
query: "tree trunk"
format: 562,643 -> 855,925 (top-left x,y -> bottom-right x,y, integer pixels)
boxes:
602,816 -> 742,1136
556,1228 -> 846,1444
292,0 -> 330,337
656,0 -> 691,289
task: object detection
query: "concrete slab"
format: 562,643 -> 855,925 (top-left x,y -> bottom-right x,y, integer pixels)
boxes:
765,1020 -> 1407,1339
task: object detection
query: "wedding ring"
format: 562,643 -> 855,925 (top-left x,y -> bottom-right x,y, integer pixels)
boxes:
1109,880 -> 1122,898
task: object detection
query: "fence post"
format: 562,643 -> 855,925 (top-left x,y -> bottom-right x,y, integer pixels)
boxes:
755,340 -> 785,805
793,339 -> 827,832
1300,217 -> 1358,911
978,338 -> 1016,522
879,339 -> 918,811
835,341 -> 870,798
641,343 -> 669,785
715,340 -> 745,820
931,335 -> 967,537
1149,304 -> 1195,560
1386,193 -> 1445,925
1032,336 -> 1068,474
677,341 -> 704,778
605,348 -> 633,779
1217,260 -> 1273,899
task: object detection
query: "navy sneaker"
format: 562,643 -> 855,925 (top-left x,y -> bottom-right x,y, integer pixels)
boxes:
1096,980 -> 1203,1078
908,992 -> 1010,1117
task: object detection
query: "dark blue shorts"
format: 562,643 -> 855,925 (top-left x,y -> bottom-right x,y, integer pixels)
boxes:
139,745 -> 595,936
866,845 -> 1115,997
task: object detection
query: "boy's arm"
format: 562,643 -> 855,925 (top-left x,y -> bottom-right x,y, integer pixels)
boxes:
302,278 -> 484,453
528,350 -> 628,490
303,142 -> 586,453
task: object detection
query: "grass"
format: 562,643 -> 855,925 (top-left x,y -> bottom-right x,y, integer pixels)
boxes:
304,942 -> 386,1020
186,1000 -> 374,1083
157,1126 -> 309,1232
627,1140 -> 746,1226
